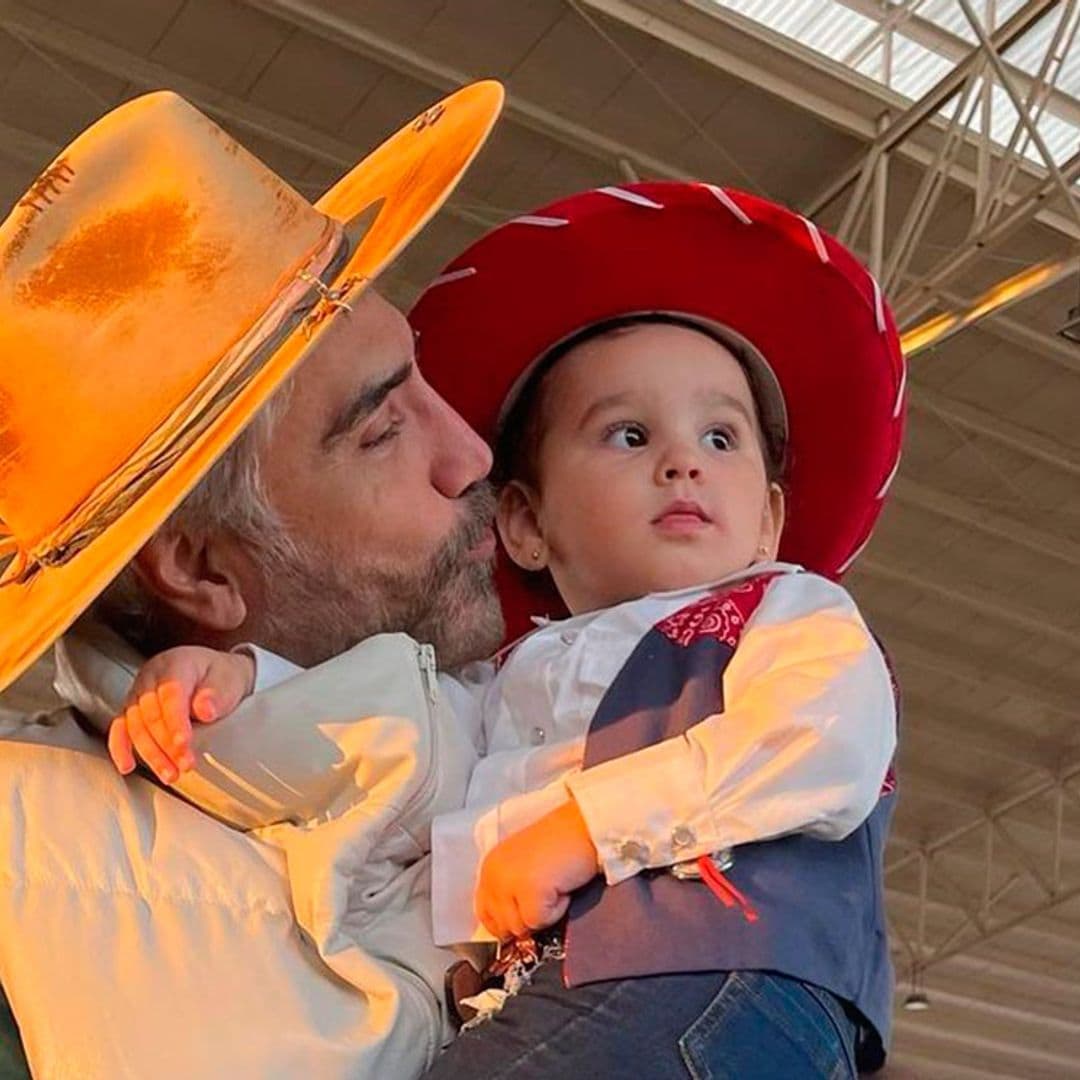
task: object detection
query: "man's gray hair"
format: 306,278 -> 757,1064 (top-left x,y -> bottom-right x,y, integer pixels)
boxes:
93,380 -> 296,655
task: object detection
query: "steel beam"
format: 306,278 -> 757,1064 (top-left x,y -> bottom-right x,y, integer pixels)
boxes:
801,0 -> 1063,214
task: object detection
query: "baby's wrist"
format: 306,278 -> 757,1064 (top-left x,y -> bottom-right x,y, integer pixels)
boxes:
228,643 -> 260,698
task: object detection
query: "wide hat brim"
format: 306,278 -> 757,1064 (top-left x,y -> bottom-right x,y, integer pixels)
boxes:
0,80 -> 503,695
410,181 -> 906,641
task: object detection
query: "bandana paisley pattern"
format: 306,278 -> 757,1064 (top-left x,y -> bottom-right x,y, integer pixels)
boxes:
655,572 -> 780,649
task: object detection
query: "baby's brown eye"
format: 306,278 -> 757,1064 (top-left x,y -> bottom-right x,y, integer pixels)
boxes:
704,427 -> 734,451
605,422 -> 648,449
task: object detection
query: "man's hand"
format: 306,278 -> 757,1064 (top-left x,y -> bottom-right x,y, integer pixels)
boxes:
107,646 -> 255,784
475,799 -> 601,941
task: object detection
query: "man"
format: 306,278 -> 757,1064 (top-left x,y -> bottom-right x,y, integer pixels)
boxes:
0,84 -> 505,1077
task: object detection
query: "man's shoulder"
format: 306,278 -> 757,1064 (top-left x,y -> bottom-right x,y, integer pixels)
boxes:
0,703 -> 290,903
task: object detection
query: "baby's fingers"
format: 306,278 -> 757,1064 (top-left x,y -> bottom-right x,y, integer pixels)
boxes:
191,687 -> 220,725
519,889 -> 569,934
138,689 -> 193,772
125,701 -> 180,784
192,652 -> 254,724
476,891 -> 527,942
107,716 -> 136,775
157,681 -> 197,767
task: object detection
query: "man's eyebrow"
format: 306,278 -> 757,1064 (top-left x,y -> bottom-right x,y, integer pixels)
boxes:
321,361 -> 413,451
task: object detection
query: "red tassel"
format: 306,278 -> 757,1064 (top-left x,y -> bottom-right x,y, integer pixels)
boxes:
698,855 -> 759,923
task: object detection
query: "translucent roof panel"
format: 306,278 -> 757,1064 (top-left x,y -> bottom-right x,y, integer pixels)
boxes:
703,0 -> 1080,170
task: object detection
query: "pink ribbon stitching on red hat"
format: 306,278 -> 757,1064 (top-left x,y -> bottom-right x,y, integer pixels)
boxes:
595,186 -> 664,209
799,216 -> 830,264
893,355 -> 907,419
702,184 -> 753,225
507,215 -> 569,228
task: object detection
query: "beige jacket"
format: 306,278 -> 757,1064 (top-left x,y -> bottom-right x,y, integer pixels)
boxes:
0,626 -> 477,1079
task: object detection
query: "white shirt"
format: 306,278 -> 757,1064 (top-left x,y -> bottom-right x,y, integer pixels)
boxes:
253,563 -> 897,948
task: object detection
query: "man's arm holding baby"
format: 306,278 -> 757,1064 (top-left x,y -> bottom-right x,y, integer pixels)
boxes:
8,626 -> 478,1079
101,638 -> 594,943
61,626 -> 480,1044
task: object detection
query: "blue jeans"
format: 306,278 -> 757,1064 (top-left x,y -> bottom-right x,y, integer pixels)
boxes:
426,963 -> 859,1079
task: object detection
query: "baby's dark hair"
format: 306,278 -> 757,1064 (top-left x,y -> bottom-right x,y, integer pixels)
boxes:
493,313 -> 787,492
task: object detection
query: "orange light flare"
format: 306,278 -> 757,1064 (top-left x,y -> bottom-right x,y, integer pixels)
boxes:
900,255 -> 1077,357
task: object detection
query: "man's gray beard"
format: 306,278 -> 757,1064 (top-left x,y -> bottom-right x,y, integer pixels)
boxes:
247,484 -> 505,670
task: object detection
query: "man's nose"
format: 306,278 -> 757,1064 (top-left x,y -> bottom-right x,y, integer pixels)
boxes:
429,390 -> 493,497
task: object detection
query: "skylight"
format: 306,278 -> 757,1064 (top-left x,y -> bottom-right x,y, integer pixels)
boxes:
703,0 -> 1080,169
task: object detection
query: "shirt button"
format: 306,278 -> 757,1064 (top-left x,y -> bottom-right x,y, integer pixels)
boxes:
671,825 -> 696,849
559,630 -> 577,646
617,840 -> 650,864
530,726 -> 546,746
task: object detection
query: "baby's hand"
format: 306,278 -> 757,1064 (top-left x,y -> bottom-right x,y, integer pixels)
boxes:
475,800 -> 600,941
107,646 -> 255,784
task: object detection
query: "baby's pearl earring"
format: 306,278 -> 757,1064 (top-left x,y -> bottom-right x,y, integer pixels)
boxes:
531,549 -> 542,561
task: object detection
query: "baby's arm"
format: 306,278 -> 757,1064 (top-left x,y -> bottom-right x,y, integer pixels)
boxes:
107,646 -> 257,783
107,643 -> 303,784
565,572 -> 897,886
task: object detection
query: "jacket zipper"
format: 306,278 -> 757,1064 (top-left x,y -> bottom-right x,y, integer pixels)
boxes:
417,642 -> 439,706
394,641 -> 441,831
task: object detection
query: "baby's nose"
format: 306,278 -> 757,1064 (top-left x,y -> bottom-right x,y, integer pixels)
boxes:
663,463 -> 701,480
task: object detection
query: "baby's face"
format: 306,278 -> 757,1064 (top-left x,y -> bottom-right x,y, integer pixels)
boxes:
508,323 -> 784,615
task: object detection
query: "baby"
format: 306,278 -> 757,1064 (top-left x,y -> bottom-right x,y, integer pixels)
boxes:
108,182 -> 903,1076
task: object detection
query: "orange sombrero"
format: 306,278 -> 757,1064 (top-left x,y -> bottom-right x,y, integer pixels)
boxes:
0,82 -> 504,694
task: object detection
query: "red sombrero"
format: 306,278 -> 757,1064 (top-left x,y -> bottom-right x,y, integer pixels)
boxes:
410,182 -> 906,641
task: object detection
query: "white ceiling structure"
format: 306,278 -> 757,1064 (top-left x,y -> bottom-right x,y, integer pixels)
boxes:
0,1 -> 1078,1076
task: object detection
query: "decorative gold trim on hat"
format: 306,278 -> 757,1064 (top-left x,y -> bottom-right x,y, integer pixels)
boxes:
297,269 -> 366,338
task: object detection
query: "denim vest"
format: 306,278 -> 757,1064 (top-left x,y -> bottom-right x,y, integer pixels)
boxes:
563,575 -> 896,1070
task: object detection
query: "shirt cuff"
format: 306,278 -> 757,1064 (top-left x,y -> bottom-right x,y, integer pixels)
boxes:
430,807 -> 499,946
565,735 -> 721,886
230,643 -> 304,694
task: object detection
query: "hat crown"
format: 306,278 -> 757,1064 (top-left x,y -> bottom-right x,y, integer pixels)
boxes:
0,91 -> 330,547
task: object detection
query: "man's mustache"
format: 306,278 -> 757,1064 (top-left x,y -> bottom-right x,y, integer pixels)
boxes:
447,481 -> 497,557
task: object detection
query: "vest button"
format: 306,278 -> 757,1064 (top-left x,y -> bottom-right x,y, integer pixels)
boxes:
530,726 -> 546,745
559,630 -> 577,646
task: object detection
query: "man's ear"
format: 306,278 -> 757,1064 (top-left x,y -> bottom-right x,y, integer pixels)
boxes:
496,481 -> 548,571
132,529 -> 249,634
